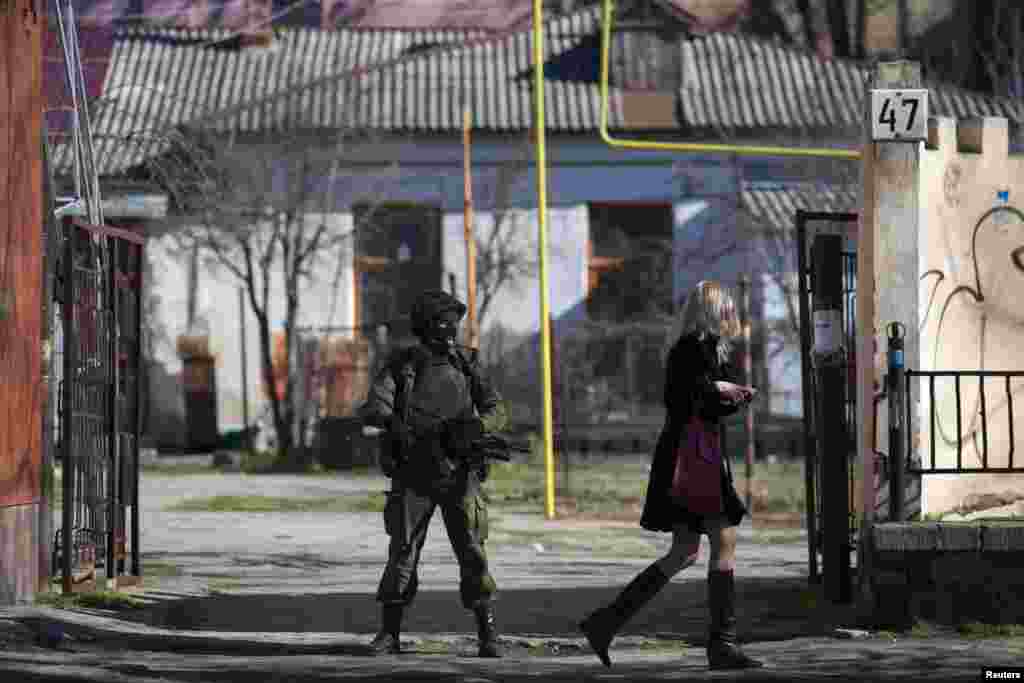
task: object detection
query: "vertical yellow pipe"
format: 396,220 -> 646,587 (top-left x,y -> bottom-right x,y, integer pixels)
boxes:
532,0 -> 556,519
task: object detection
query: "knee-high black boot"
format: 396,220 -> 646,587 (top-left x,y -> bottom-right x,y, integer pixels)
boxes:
473,602 -> 502,658
579,563 -> 670,667
368,604 -> 404,655
707,569 -> 762,670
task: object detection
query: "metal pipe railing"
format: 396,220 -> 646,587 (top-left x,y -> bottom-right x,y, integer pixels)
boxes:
899,369 -> 1024,475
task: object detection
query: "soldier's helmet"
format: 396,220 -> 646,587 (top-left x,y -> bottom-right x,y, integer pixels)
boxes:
410,289 -> 467,341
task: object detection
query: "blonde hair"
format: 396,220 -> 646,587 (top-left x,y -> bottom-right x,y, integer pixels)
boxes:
667,280 -> 742,359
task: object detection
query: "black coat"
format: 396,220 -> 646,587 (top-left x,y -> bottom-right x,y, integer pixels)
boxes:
639,331 -> 748,534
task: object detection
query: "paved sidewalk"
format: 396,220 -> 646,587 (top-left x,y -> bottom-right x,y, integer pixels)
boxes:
0,606 -> 1020,682
4,472 -> 1017,681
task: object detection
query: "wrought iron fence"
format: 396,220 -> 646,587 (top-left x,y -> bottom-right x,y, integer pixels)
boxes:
795,209 -> 860,589
904,370 -> 1024,475
54,217 -> 144,592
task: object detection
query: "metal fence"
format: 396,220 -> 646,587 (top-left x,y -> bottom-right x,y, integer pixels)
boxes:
795,210 -> 860,589
54,217 -> 144,592
904,370 -> 1024,475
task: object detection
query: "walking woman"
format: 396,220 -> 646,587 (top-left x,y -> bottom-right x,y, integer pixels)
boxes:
579,280 -> 762,671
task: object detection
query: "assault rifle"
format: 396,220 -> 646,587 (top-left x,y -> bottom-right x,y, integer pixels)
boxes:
443,418 -> 531,463
469,432 -> 532,462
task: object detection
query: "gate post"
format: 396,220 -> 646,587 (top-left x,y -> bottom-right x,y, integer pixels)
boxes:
812,233 -> 852,604
0,0 -> 45,605
857,60 -> 924,615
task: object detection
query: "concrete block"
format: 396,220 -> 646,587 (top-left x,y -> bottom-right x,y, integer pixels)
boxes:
0,504 -> 40,606
872,568 -> 909,588
936,524 -> 982,551
905,554 -> 937,587
873,522 -> 980,551
981,524 -> 1024,552
933,554 -> 984,590
872,550 -> 913,570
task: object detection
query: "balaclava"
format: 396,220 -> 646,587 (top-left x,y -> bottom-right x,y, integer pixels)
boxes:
410,290 -> 467,353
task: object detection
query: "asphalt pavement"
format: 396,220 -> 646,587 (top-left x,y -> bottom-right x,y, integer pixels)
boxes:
0,470 -> 1019,681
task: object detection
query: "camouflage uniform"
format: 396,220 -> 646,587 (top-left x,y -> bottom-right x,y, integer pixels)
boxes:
360,290 -> 508,657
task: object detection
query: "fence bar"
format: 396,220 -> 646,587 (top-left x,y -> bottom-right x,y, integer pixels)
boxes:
928,375 -> 936,471
979,376 -> 988,470
955,376 -> 962,470
906,373 -> 913,475
105,239 -> 119,584
1008,376 -> 1015,471
906,467 -> 1024,474
132,244 -> 143,577
61,220 -> 75,594
795,211 -> 818,584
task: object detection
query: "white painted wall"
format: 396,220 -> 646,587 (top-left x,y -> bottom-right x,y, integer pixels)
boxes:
442,205 -> 589,335
918,117 -> 1024,516
150,214 -> 355,430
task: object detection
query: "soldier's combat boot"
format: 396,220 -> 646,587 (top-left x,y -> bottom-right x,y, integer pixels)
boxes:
368,604 -> 404,655
474,603 -> 502,658
706,569 -> 762,670
579,563 -> 669,667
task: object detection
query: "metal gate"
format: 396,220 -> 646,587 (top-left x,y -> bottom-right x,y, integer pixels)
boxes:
795,210 -> 859,592
54,217 -> 144,592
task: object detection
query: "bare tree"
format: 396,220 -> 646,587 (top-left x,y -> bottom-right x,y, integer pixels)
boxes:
474,137 -> 539,333
145,124 -> 396,470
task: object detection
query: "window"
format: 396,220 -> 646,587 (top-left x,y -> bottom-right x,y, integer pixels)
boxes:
353,203 -> 442,338
586,203 -> 673,322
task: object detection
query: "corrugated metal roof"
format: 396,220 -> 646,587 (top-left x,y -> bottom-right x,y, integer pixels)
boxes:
89,9 -> 623,138
740,183 -> 860,232
677,31 -> 1024,135
67,5 -> 1024,177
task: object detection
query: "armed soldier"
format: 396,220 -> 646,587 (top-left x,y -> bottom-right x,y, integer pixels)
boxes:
360,290 -> 510,658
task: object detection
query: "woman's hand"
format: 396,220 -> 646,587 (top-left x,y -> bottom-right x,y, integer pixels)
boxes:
715,382 -> 758,404
714,381 -> 747,403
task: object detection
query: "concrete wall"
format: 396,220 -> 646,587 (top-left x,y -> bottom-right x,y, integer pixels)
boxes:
918,117 -> 1024,515
0,504 -> 40,605
1,0 -> 44,605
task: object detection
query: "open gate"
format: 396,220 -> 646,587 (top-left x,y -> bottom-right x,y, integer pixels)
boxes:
54,217 -> 144,592
796,210 -> 859,599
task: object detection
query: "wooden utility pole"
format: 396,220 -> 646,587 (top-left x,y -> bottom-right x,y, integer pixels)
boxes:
462,106 -> 479,348
0,0 -> 44,605
740,275 -> 755,515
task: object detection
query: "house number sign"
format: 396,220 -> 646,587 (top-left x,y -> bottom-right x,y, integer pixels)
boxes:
871,89 -> 929,142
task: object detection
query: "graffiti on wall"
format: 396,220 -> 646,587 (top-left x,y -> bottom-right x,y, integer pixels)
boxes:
920,196 -> 1024,472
